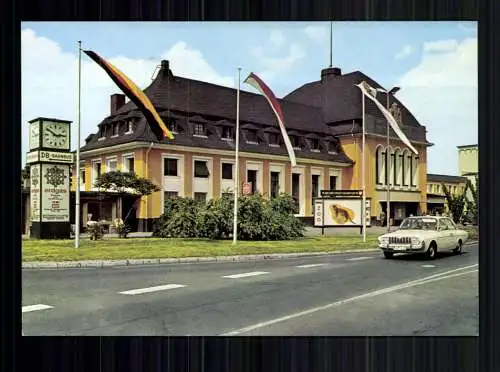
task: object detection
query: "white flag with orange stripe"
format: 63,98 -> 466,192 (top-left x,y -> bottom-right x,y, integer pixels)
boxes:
356,81 -> 418,155
244,72 -> 297,167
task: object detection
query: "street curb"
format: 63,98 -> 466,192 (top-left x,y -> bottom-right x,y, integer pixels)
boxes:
22,240 -> 478,270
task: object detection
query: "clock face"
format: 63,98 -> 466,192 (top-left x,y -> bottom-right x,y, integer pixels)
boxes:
43,122 -> 70,149
29,122 -> 40,150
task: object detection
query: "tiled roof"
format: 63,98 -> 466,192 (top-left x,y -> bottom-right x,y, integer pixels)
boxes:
427,174 -> 468,183
80,61 -> 354,164
284,67 -> 429,142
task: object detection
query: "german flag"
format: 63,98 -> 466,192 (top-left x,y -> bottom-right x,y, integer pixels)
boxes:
83,50 -> 174,140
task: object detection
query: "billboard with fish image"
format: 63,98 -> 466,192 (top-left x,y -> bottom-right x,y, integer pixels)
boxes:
314,190 -> 371,228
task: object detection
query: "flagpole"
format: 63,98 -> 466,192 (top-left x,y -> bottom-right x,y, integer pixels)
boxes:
361,87 -> 367,243
75,40 -> 82,249
329,21 -> 333,67
232,68 -> 241,245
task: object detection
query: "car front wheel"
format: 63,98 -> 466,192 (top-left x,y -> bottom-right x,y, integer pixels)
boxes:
383,251 -> 394,259
426,243 -> 437,260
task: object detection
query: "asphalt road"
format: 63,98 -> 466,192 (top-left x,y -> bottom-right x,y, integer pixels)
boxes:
22,243 -> 478,336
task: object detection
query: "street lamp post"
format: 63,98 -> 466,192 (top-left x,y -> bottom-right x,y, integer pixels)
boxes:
377,86 -> 401,233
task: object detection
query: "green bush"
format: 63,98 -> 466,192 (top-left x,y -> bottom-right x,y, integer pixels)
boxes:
152,197 -> 201,238
153,193 -> 304,241
196,195 -> 234,240
87,221 -> 105,240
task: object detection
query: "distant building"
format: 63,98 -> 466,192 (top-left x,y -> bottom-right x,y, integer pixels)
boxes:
62,60 -> 432,232
426,174 -> 468,215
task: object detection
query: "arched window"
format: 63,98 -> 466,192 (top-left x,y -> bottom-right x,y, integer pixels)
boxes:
375,146 -> 385,185
386,147 -> 393,186
404,150 -> 412,187
393,148 -> 401,186
411,155 -> 419,187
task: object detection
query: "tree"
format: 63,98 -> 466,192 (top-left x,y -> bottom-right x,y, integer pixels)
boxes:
442,182 -> 469,224
465,176 -> 478,225
94,171 -> 161,227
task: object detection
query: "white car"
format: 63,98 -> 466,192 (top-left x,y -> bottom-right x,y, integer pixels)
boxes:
377,216 -> 469,259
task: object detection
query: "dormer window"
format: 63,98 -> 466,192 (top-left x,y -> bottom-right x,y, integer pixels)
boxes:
327,142 -> 338,154
222,126 -> 233,140
268,133 -> 280,146
98,126 -> 106,140
290,136 -> 300,149
168,121 -> 178,134
112,122 -> 119,137
126,119 -> 134,134
246,129 -> 259,144
307,138 -> 320,151
194,123 -> 206,137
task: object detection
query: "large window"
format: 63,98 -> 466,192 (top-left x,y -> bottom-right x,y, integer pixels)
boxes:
194,192 -> 207,203
291,173 -> 300,213
329,175 -> 337,190
107,158 -> 117,172
311,174 -> 320,198
194,160 -> 210,178
375,146 -> 384,185
123,156 -> 135,174
164,158 -> 178,176
164,191 -> 178,199
270,171 -> 280,198
222,163 -> 233,180
247,170 -> 257,194
168,121 -> 178,134
92,161 -> 101,186
112,123 -> 119,136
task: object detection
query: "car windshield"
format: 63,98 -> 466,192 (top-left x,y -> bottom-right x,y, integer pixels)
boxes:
399,217 -> 438,230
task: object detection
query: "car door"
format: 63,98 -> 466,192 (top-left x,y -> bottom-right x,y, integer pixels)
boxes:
443,218 -> 459,248
437,219 -> 451,249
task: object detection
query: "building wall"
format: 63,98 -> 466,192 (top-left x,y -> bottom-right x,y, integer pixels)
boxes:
458,146 -> 478,177
79,144 -> 349,225
339,135 -> 427,219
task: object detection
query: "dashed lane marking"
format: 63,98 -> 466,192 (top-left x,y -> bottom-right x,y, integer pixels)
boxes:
346,256 -> 375,261
295,264 -> 329,268
22,304 -> 54,313
119,284 -> 186,295
222,271 -> 270,279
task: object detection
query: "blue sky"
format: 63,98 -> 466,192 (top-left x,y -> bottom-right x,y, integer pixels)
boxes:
21,21 -> 477,175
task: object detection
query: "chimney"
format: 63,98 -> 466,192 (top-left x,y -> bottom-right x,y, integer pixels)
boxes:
321,67 -> 342,82
110,93 -> 125,115
158,60 -> 173,78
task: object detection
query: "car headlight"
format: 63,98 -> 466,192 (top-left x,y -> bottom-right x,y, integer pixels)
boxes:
411,237 -> 422,245
379,237 -> 389,244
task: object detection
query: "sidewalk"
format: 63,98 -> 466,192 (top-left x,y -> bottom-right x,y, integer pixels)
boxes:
22,226 -> 390,240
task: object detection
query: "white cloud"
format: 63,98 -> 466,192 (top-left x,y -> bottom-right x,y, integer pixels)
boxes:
269,30 -> 286,46
396,37 -> 477,175
395,45 -> 414,59
423,39 -> 459,53
21,28 -> 232,164
303,25 -> 329,43
250,35 -> 305,82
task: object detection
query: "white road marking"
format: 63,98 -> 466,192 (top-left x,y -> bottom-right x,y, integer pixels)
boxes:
346,256 -> 374,261
119,284 -> 186,295
422,264 -> 436,268
220,264 -> 478,336
22,304 -> 53,313
222,271 -> 269,279
295,264 -> 329,268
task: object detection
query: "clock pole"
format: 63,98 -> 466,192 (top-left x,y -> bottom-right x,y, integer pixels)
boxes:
75,40 -> 82,248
